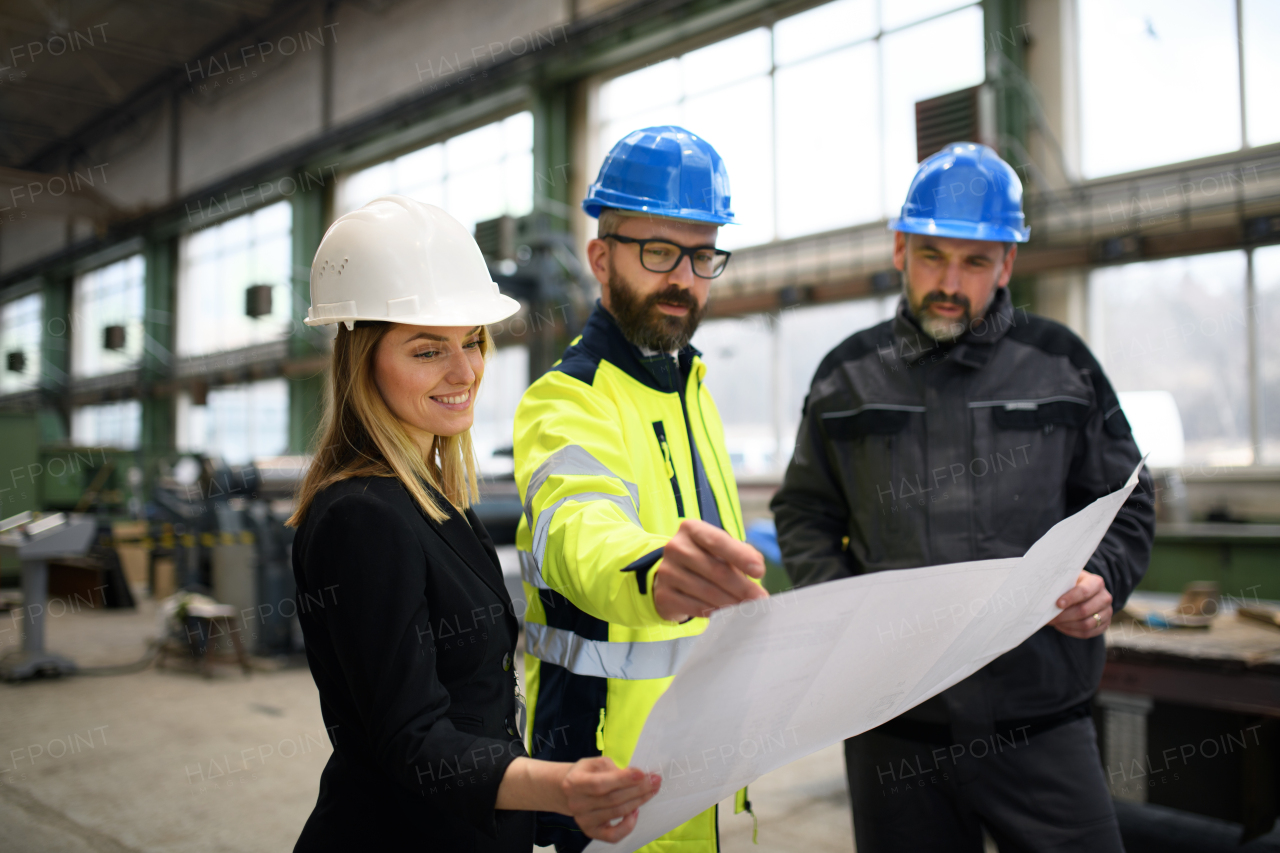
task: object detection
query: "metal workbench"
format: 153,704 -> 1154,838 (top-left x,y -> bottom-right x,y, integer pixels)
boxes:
1098,591 -> 1280,842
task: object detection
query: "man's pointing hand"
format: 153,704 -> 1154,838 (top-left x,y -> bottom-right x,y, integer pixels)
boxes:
652,519 -> 769,622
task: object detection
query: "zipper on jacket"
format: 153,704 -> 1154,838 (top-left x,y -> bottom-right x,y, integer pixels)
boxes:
690,375 -> 743,539
652,421 -> 685,517
595,708 -> 606,752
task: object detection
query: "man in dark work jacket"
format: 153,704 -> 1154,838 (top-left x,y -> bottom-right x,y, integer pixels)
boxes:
771,143 -> 1154,853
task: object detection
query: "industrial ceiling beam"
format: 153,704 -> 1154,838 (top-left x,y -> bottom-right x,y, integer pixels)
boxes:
0,0 -> 809,291
20,0 -> 305,172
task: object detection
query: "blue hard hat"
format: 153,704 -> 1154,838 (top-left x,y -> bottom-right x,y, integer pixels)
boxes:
583,126 -> 735,225
889,142 -> 1030,243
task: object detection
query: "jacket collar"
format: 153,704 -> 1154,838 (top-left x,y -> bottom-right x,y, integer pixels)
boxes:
889,286 -> 1017,370
579,300 -> 702,393
410,478 -> 512,607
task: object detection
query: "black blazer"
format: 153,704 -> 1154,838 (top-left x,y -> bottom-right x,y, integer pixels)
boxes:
292,475 -> 534,852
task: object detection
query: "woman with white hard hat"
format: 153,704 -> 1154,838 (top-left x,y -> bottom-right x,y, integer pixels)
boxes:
286,196 -> 659,851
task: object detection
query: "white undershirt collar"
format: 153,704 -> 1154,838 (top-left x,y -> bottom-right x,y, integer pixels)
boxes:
637,344 -> 679,358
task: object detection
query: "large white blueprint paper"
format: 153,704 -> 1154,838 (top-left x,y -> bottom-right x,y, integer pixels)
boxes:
587,459 -> 1145,853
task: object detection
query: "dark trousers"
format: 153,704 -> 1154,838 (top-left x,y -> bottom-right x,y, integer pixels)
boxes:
845,716 -> 1124,853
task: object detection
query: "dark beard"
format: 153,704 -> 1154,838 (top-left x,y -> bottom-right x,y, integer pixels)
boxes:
607,268 -> 706,352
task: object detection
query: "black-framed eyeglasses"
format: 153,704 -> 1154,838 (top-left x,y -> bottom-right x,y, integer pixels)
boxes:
602,234 -> 732,279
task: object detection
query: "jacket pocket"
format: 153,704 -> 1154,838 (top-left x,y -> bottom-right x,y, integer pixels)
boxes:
989,398 -> 1090,432
820,404 -> 922,561
652,421 -> 685,517
823,406 -> 914,439
447,712 -> 485,735
973,397 -> 1087,546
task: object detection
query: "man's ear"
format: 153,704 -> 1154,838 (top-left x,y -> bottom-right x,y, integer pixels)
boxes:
586,237 -> 611,288
587,238 -> 612,308
892,231 -> 908,272
996,244 -> 1018,287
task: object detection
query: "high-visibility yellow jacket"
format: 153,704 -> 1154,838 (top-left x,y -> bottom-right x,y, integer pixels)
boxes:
514,303 -> 750,853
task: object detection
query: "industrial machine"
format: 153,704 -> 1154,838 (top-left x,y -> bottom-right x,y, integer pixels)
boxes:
148,454 -> 303,656
0,511 -> 98,680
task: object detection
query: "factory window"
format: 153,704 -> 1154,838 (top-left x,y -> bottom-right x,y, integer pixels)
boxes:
594,0 -> 984,249
1241,0 -> 1280,148
1078,0 -> 1280,178
697,315 -> 782,474
1257,245 -> 1280,465
71,254 -> 145,378
0,292 -> 43,396
1089,251 -> 1254,468
70,400 -> 142,450
696,295 -> 897,474
337,111 -> 534,236
175,377 -> 289,466
177,201 -> 293,357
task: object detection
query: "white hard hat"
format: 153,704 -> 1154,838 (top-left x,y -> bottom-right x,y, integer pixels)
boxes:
304,195 -> 521,330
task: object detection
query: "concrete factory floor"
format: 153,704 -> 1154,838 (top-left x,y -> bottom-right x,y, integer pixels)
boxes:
0,599 -> 855,853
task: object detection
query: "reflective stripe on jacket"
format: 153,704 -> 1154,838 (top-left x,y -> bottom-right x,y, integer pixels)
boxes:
515,302 -> 748,853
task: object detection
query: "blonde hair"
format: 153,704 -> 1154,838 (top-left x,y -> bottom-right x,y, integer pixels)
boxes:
286,322 -> 489,528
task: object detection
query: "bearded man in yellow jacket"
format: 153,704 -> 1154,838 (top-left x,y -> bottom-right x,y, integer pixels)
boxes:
514,126 -> 767,853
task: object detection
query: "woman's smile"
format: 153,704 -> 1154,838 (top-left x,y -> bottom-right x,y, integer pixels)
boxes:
430,388 -> 473,411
